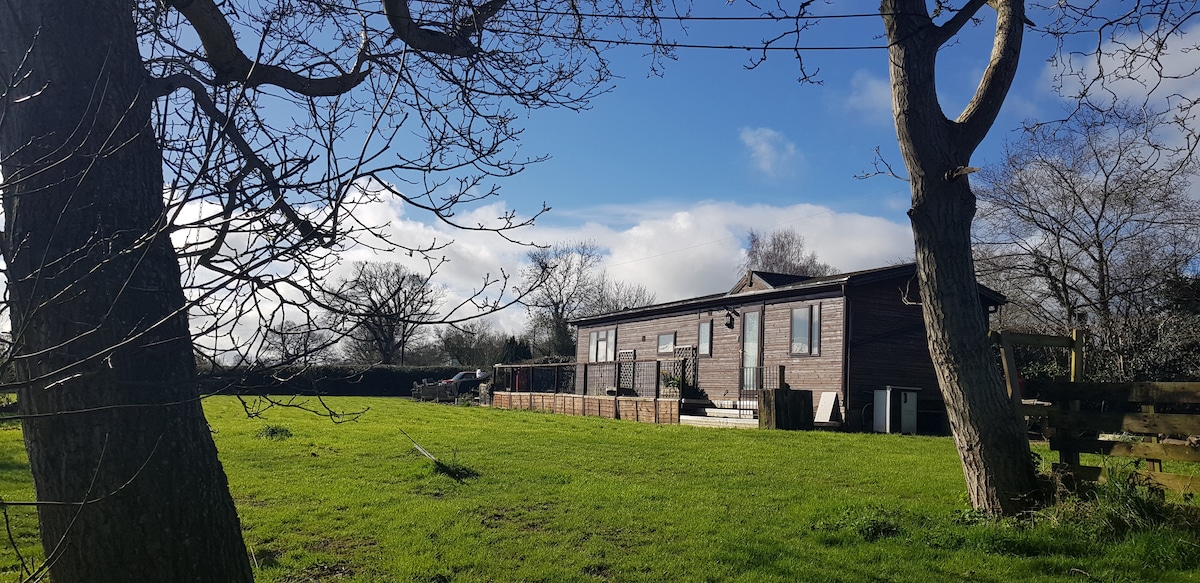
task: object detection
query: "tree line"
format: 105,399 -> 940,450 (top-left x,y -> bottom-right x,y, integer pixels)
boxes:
259,240 -> 657,368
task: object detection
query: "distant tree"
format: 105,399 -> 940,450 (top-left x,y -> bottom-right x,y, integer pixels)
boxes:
521,240 -> 656,357
439,321 -> 506,367
496,336 -> 534,364
260,320 -> 336,365
397,339 -> 450,367
520,241 -> 603,357
740,228 -> 835,276
975,104 -> 1200,381
592,280 -> 658,317
328,262 -> 445,366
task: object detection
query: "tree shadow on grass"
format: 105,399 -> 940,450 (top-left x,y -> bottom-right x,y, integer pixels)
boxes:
432,460 -> 480,483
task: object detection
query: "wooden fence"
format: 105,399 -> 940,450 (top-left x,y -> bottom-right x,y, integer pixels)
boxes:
1024,381 -> 1200,494
995,329 -> 1199,493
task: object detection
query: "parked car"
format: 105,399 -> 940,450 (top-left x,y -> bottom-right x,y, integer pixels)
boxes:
439,371 -> 488,395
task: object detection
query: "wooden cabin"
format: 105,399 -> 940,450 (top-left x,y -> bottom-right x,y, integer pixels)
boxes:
569,263 -> 1005,433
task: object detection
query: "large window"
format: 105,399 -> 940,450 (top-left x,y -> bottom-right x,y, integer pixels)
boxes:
657,332 -> 677,354
589,329 -> 616,362
697,320 -> 712,356
790,304 -> 822,356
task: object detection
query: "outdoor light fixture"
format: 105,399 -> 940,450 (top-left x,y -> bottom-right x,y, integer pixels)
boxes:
724,307 -> 738,329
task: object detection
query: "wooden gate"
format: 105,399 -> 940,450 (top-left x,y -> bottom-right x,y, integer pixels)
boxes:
1025,381 -> 1200,494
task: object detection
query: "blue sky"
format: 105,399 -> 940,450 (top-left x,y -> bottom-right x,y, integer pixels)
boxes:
338,4 -> 1069,332
247,3 -> 1200,336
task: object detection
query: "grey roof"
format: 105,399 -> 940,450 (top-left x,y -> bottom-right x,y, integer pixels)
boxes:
569,263 -> 1006,326
751,271 -> 813,288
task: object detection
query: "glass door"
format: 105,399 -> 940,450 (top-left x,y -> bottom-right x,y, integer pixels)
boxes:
741,310 -> 761,390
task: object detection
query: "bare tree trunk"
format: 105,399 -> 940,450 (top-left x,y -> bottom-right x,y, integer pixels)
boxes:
0,0 -> 253,579
883,0 -> 1041,515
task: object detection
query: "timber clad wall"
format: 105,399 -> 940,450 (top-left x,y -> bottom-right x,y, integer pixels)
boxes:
576,298 -> 846,409
764,297 -> 846,422
844,280 -> 942,432
570,264 -> 1001,434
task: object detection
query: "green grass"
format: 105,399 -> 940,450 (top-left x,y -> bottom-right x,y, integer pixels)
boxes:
0,398 -> 1198,582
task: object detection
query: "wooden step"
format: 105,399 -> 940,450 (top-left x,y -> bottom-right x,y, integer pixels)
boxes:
679,414 -> 759,429
681,407 -> 757,419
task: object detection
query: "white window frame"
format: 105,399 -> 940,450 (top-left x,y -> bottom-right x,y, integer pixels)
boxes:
657,332 -> 676,355
589,329 -> 617,362
790,304 -> 821,356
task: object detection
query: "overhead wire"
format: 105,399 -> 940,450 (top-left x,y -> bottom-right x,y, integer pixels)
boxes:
488,30 -> 888,51
354,2 -> 899,51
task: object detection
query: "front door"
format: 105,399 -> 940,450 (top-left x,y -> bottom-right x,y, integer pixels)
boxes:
741,309 -> 761,390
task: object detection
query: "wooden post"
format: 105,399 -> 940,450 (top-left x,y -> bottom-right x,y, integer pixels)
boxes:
1069,329 -> 1085,383
759,388 -> 814,431
993,331 -> 1022,410
778,365 -> 787,390
759,389 -> 777,430
1062,329 -> 1084,466
655,360 -> 662,399
1142,403 -> 1162,472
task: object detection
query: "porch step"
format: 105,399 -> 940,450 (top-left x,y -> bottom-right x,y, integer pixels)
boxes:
679,414 -> 758,429
683,407 -> 756,419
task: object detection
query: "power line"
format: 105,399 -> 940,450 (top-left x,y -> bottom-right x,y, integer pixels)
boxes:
492,29 -> 887,51
360,3 -> 897,51
417,2 -> 894,23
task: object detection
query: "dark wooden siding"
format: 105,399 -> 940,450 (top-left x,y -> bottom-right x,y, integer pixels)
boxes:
844,280 -> 942,432
580,309 -> 739,402
762,298 -> 846,418
578,297 -> 847,405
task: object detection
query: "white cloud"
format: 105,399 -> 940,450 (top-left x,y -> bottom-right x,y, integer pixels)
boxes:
1046,21 -> 1200,126
331,198 -> 913,331
738,127 -> 800,179
180,193 -> 915,349
843,70 -> 893,126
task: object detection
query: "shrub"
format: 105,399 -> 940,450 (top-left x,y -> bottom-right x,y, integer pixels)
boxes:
1038,461 -> 1200,540
255,424 -> 293,440
199,364 -> 468,397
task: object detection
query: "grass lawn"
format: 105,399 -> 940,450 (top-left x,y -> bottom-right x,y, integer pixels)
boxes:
1,397 -> 1198,582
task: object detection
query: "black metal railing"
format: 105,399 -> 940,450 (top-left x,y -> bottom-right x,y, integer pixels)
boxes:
490,363 -> 576,394
738,366 -> 787,416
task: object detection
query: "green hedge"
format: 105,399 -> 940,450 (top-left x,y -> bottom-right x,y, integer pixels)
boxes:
199,365 -> 470,397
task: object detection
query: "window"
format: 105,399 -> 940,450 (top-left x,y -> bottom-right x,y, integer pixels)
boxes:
790,304 -> 822,356
589,329 -> 616,362
657,332 -> 676,354
697,320 -> 712,356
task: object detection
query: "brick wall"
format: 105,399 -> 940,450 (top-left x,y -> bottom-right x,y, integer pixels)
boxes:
489,392 -> 680,424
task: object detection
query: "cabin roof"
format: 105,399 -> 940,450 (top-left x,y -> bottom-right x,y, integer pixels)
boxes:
569,263 -> 1005,327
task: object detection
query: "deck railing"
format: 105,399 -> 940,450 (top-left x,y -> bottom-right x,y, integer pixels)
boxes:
737,366 -> 786,415
491,359 -> 687,400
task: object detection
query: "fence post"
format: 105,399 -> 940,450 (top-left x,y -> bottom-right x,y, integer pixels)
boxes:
655,360 -> 662,399
1069,329 -> 1085,383
1143,403 -> 1163,472
994,331 -> 1023,410
1061,329 -> 1084,466
777,365 -> 786,390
